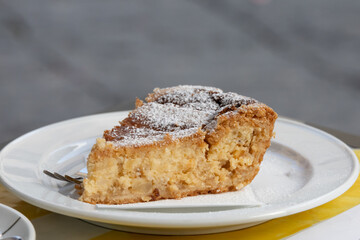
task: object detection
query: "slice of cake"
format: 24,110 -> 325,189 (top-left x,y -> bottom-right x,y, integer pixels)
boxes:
80,85 -> 277,204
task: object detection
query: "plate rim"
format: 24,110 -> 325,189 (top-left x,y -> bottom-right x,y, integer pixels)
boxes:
0,203 -> 36,240
0,112 -> 359,229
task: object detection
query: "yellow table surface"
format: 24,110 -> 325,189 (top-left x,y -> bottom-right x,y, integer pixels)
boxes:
1,150 -> 359,240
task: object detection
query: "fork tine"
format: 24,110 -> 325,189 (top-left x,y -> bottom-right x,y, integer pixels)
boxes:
53,172 -> 72,182
44,170 -> 69,182
64,175 -> 83,184
43,170 -> 83,184
43,170 -> 60,180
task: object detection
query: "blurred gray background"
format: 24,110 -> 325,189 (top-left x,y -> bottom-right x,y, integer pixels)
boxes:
1,0 -> 360,144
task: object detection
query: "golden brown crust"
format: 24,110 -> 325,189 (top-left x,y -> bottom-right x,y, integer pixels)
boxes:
206,103 -> 277,144
80,86 -> 277,205
135,98 -> 144,108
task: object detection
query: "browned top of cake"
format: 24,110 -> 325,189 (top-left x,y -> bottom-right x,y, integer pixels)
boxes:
104,85 -> 257,147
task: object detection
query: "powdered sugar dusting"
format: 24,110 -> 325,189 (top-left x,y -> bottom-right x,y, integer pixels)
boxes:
104,85 -> 258,147
213,92 -> 255,107
105,125 -> 199,147
130,102 -> 214,131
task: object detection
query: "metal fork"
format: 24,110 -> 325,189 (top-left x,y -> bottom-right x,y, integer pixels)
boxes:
43,170 -> 83,184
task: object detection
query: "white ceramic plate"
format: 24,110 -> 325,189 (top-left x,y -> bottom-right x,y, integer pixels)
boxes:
0,203 -> 36,240
0,112 -> 358,235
